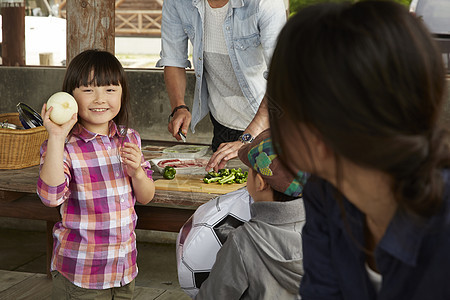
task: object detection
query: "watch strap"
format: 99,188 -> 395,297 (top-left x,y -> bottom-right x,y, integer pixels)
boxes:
168,105 -> 190,123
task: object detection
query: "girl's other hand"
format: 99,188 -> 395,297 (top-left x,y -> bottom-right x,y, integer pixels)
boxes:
41,103 -> 77,140
120,142 -> 144,178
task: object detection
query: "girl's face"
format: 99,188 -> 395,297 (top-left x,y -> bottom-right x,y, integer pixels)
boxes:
73,83 -> 122,135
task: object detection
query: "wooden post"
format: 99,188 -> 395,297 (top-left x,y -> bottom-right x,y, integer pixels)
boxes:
39,52 -> 54,66
66,0 -> 115,65
1,0 -> 26,66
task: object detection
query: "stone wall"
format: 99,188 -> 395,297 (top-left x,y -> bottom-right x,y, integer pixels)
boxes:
0,67 -> 448,142
0,66 -> 213,144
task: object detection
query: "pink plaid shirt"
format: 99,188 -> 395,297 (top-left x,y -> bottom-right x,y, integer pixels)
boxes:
37,122 -> 153,289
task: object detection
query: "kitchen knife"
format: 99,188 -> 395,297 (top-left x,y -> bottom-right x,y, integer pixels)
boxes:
178,129 -> 187,143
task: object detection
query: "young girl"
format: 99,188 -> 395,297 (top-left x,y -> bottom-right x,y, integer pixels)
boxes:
268,1 -> 450,299
37,49 -> 155,299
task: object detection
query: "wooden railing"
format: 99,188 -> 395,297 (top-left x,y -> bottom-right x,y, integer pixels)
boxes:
56,0 -> 163,36
115,10 -> 162,36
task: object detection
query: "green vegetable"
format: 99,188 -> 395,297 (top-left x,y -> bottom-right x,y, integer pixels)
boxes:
203,177 -> 221,184
163,166 -> 176,180
203,168 -> 248,184
218,173 -> 235,185
235,178 -> 247,184
207,171 -> 220,177
219,168 -> 230,176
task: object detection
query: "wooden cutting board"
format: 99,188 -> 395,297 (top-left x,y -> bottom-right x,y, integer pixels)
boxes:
154,174 -> 246,194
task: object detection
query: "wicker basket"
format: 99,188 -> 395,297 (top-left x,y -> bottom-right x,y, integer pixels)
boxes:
0,113 -> 48,169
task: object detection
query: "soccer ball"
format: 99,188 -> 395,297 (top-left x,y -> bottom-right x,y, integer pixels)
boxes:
176,187 -> 252,298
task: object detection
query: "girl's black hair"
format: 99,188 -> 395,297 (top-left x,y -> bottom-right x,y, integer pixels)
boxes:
62,49 -> 130,133
268,1 -> 449,217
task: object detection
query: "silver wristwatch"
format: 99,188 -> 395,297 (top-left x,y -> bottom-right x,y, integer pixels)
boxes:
239,133 -> 255,144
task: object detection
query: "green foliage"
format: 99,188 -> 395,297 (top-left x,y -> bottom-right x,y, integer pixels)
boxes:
289,0 -> 413,16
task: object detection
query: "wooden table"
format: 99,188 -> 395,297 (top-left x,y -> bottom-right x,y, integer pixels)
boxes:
0,141 -> 246,278
0,164 -> 217,227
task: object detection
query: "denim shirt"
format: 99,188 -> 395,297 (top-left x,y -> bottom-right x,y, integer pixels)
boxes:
300,170 -> 450,300
156,0 -> 286,132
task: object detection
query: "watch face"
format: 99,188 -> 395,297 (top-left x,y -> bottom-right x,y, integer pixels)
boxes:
241,133 -> 253,143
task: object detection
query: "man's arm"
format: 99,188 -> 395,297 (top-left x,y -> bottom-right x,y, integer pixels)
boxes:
205,97 -> 268,171
241,96 -> 269,140
165,66 -> 191,140
156,0 -> 192,141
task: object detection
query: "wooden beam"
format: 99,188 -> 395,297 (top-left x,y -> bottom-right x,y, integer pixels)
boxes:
115,0 -> 126,8
66,0 -> 115,65
0,195 -> 61,222
0,191 -> 23,203
135,206 -> 194,233
1,1 -> 25,66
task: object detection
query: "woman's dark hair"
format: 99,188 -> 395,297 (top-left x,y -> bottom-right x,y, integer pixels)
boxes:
268,1 -> 449,217
62,49 -> 130,132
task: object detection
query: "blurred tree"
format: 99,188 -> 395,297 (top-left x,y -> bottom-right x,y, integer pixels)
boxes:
289,0 -> 413,16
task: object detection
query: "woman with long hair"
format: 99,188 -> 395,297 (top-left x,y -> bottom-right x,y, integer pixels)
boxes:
268,1 -> 450,299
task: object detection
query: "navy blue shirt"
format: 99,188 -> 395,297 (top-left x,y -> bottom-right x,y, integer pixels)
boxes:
300,169 -> 450,300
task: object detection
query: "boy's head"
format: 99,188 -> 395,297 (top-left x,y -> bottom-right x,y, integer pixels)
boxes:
238,129 -> 307,201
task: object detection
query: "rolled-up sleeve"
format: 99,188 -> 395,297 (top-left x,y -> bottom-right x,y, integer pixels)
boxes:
155,0 -> 192,68
37,176 -> 69,207
37,141 -> 71,207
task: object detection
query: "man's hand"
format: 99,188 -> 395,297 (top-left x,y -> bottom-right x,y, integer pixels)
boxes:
164,66 -> 190,141
168,108 -> 191,141
205,141 -> 244,172
205,96 -> 270,172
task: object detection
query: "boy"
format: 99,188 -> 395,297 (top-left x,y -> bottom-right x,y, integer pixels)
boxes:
196,128 -> 308,299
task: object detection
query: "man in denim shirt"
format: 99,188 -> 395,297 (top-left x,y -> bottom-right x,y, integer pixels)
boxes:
156,0 -> 286,170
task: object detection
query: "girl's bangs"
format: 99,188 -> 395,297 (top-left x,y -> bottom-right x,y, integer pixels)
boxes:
77,58 -> 122,88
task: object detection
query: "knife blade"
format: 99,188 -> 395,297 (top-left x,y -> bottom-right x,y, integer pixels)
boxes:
178,129 -> 186,143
